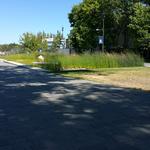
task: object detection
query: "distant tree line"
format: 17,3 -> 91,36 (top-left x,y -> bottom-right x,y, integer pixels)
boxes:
68,0 -> 150,58
0,43 -> 21,52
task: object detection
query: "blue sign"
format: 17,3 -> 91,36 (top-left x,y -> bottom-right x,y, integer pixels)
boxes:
38,48 -> 42,53
99,36 -> 104,44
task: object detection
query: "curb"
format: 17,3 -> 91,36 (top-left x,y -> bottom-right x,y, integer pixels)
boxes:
0,59 -> 52,73
2,59 -> 26,66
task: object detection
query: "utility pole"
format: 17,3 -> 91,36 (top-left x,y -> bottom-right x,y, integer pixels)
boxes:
96,13 -> 105,52
62,27 -> 64,38
102,13 -> 105,52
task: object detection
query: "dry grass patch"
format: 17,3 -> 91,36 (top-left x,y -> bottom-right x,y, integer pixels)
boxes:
62,67 -> 150,91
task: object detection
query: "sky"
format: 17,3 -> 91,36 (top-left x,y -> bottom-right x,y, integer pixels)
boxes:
0,0 -> 82,44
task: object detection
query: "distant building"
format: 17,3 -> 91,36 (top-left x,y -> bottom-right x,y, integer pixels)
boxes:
45,37 -> 54,49
60,38 -> 66,49
44,33 -> 72,55
0,51 -> 5,56
45,37 -> 67,49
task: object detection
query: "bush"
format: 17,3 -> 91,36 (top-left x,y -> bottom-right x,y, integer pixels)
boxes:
42,54 -> 62,72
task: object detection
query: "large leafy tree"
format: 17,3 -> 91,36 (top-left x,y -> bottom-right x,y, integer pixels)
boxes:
128,2 -> 150,52
68,0 -> 127,52
20,32 -> 48,52
68,0 -> 149,53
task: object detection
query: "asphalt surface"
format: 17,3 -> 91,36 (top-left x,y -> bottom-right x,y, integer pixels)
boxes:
144,63 -> 150,67
0,61 -> 150,150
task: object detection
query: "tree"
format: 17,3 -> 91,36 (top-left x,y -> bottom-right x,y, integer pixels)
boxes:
68,0 -> 149,53
68,0 -> 128,52
49,31 -> 63,52
20,32 -> 48,52
129,2 -> 150,52
68,0 -> 103,52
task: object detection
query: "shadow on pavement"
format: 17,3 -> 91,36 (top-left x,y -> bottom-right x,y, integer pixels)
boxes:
0,65 -> 150,150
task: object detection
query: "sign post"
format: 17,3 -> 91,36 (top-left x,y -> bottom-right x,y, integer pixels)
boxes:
97,13 -> 105,52
99,36 -> 104,45
98,36 -> 104,52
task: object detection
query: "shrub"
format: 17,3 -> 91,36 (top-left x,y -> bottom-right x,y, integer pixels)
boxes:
42,54 -> 62,72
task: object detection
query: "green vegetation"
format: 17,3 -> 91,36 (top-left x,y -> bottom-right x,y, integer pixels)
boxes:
20,32 -> 48,52
0,1 -> 148,91
0,31 -> 64,55
1,52 -> 144,72
42,54 -> 62,72
1,53 -> 37,65
68,0 -> 150,56
129,3 -> 150,51
0,52 -> 148,91
20,31 -> 64,53
43,52 -> 144,71
0,43 -> 21,52
50,31 -> 63,52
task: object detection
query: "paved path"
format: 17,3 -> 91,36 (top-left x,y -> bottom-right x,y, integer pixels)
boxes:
144,63 -> 150,67
0,62 -> 150,150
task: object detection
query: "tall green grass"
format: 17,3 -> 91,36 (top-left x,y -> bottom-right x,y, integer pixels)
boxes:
1,52 -> 144,72
44,52 -> 144,71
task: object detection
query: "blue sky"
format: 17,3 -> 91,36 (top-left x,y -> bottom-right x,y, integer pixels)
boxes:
0,0 -> 81,44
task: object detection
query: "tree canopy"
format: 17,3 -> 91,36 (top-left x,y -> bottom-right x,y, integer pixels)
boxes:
68,0 -> 150,53
20,31 -> 65,53
20,32 -> 48,52
129,2 -> 150,51
49,31 -> 63,52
